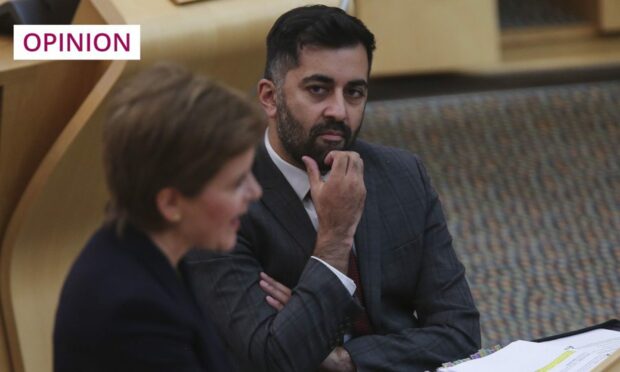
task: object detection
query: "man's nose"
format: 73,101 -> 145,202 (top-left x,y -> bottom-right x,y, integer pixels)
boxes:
323,92 -> 347,122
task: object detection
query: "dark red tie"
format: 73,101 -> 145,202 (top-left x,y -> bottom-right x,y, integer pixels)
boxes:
347,251 -> 373,337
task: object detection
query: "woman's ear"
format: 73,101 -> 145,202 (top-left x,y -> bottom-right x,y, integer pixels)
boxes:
155,187 -> 183,223
257,78 -> 278,119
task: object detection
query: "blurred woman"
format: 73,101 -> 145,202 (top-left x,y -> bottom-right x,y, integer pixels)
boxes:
54,64 -> 265,371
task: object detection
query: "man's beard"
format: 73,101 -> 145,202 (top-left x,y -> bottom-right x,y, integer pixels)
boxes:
275,95 -> 360,173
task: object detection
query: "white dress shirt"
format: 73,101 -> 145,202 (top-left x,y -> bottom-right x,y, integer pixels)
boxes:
264,130 -> 356,296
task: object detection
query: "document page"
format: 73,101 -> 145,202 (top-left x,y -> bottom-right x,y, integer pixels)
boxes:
542,329 -> 620,349
438,329 -> 620,372
537,329 -> 620,371
437,340 -> 567,372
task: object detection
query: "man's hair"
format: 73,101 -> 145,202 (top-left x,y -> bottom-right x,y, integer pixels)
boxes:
264,5 -> 376,82
103,63 -> 266,233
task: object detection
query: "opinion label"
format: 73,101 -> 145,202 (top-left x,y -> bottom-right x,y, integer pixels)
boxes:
14,25 -> 140,60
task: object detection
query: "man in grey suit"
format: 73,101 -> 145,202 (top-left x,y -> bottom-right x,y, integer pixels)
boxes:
186,5 -> 480,372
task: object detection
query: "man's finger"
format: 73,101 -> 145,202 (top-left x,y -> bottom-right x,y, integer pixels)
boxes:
259,279 -> 290,304
261,272 -> 292,296
266,295 -> 284,311
324,151 -> 336,166
350,153 -> 362,169
350,154 -> 364,177
302,155 -> 321,190
260,280 -> 281,302
329,152 -> 350,178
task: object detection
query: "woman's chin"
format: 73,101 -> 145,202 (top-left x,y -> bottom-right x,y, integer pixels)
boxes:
206,237 -> 237,253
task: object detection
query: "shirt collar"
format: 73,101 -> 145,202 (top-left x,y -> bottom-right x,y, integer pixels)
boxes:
264,130 -> 310,201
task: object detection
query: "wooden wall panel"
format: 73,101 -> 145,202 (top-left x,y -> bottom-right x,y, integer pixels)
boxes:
357,0 -> 500,76
600,0 -> 620,31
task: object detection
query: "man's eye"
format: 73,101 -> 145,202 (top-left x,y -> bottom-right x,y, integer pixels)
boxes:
347,88 -> 366,99
308,86 -> 327,95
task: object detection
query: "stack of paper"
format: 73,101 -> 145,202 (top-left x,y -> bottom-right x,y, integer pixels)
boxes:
438,329 -> 620,372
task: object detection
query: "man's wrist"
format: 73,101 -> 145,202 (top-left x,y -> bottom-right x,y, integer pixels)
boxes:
313,232 -> 353,274
320,347 -> 356,372
318,223 -> 357,243
317,229 -> 355,247
335,347 -> 356,372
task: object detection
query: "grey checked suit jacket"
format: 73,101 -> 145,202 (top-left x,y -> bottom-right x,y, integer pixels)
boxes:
186,140 -> 480,372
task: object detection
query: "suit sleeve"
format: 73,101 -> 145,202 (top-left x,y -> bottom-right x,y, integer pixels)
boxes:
185,234 -> 362,372
343,154 -> 481,372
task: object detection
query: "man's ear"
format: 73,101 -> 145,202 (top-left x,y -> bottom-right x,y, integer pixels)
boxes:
156,187 -> 183,224
257,78 -> 278,119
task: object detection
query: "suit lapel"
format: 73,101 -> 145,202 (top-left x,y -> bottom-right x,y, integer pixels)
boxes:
354,148 -> 383,330
254,144 -> 317,259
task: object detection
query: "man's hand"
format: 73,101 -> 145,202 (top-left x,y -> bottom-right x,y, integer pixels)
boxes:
259,272 -> 291,311
303,151 -> 366,274
260,273 -> 355,371
320,347 -> 356,372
